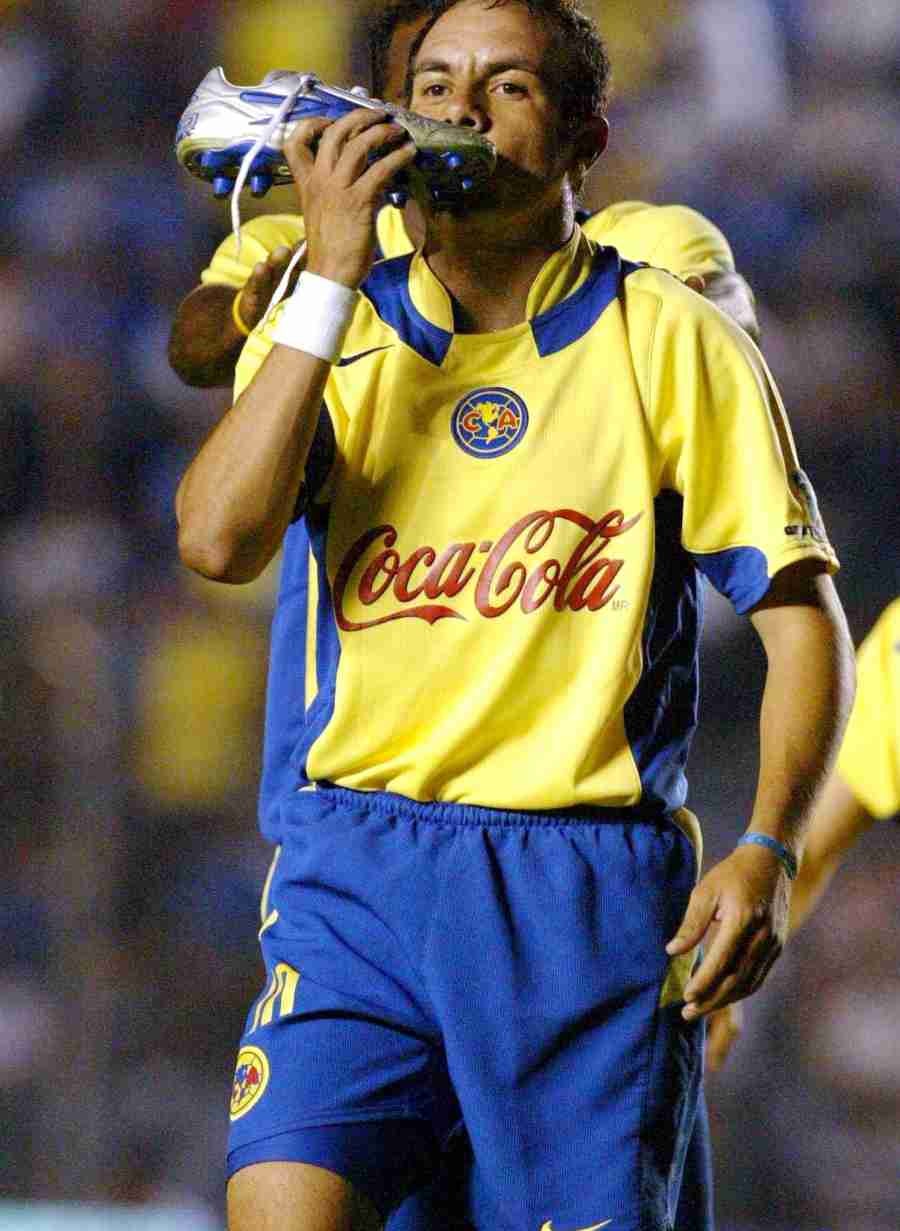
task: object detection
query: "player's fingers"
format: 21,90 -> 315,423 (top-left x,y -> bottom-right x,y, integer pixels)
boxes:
666,884 -> 718,956
682,906 -> 756,1008
331,120 -> 409,187
245,260 -> 270,291
247,247 -> 291,294
283,116 -> 331,172
313,108 -> 395,174
355,135 -> 418,195
685,920 -> 771,1018
240,249 -> 290,318
684,274 -> 706,293
705,1002 -> 743,1073
745,935 -> 782,996
235,262 -> 272,329
733,921 -> 780,1000
268,245 -> 295,272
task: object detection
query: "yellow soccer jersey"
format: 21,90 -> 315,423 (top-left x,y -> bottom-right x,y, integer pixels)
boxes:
239,230 -> 836,830
837,599 -> 900,819
202,199 -> 733,288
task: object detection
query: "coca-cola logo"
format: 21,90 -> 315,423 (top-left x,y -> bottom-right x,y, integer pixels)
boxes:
333,507 -> 643,631
451,387 -> 529,458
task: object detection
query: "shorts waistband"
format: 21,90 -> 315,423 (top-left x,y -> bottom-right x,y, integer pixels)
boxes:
301,782 -> 676,831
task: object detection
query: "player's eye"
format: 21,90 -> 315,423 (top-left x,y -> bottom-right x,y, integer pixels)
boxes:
493,80 -> 528,96
420,82 -> 449,98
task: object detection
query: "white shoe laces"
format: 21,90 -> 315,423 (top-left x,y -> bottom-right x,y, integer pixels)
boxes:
230,73 -> 316,254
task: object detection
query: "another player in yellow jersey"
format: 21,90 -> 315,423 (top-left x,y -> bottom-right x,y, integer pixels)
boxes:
167,1 -> 759,391
793,597 -> 900,915
707,597 -> 900,1070
176,2 -> 854,1229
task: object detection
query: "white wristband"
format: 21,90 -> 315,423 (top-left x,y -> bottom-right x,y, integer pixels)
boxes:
271,270 -> 359,364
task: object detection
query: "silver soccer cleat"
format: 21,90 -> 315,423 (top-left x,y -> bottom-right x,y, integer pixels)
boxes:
175,67 -> 497,209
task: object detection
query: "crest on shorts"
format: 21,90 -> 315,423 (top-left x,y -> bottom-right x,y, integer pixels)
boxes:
230,1045 -> 270,1120
451,387 -> 529,458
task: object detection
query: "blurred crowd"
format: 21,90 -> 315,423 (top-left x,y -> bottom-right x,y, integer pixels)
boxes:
0,1 -> 897,1227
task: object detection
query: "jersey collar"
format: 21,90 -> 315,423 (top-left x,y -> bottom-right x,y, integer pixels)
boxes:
407,226 -> 595,333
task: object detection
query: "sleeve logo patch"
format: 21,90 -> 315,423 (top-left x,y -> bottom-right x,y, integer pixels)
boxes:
451,387 -> 529,458
786,468 -> 828,545
230,1045 -> 270,1120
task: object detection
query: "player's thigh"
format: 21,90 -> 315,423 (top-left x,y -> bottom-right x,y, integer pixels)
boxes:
228,1160 -> 383,1231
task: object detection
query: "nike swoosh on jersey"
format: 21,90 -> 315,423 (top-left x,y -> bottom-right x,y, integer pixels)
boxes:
539,1222 -> 612,1231
337,345 -> 394,367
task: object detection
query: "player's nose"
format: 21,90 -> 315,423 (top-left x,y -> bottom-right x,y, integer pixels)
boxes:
443,88 -> 489,132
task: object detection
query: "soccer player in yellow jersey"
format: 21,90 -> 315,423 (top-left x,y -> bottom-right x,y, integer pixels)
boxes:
176,2 -> 854,1229
167,0 -> 759,391
791,597 -> 900,916
170,7 -> 759,1224
707,597 -> 900,1069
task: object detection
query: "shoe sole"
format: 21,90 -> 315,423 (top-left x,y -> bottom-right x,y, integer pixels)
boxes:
176,83 -> 497,204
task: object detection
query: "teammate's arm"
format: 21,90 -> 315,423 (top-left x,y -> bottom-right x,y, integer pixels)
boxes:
168,245 -> 302,388
668,563 -> 855,1019
176,110 -> 415,584
788,771 -> 873,931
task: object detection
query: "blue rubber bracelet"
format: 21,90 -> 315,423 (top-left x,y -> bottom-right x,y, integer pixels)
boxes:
737,833 -> 798,880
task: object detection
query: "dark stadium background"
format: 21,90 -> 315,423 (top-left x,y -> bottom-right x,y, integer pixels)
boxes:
0,1 -> 897,1227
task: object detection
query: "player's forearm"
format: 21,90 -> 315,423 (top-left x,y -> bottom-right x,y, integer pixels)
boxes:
176,344 -> 330,583
747,572 -> 856,856
788,773 -> 872,932
168,284 -> 247,388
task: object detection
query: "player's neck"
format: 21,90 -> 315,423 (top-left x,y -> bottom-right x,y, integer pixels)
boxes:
422,196 -> 575,333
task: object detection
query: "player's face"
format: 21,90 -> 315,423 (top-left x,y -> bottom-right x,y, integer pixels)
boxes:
407,0 -> 578,208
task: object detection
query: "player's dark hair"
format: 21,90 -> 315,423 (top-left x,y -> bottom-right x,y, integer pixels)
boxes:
369,0 -> 448,98
403,0 -> 611,127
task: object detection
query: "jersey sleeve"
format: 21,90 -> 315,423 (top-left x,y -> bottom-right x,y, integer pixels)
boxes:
585,201 -> 735,279
635,268 -> 838,613
200,214 -> 308,289
836,600 -> 900,819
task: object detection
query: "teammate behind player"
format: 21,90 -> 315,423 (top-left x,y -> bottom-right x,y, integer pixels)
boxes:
788,597 -> 900,922
167,0 -> 759,391
706,596 -> 900,1070
176,2 -> 854,1228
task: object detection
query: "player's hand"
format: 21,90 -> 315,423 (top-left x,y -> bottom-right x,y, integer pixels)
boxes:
283,110 -> 416,289
684,270 -> 761,343
237,244 -> 305,333
705,1001 -> 744,1072
666,843 -> 790,1020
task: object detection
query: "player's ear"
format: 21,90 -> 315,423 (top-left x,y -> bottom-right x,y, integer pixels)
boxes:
577,114 -> 609,171
570,114 -> 608,194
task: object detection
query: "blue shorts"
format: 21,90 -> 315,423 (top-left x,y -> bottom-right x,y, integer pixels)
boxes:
227,785 -> 704,1231
386,1098 -> 713,1231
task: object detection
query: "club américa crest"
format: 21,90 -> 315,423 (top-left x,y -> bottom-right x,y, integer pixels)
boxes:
230,1045 -> 270,1120
451,387 -> 529,458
